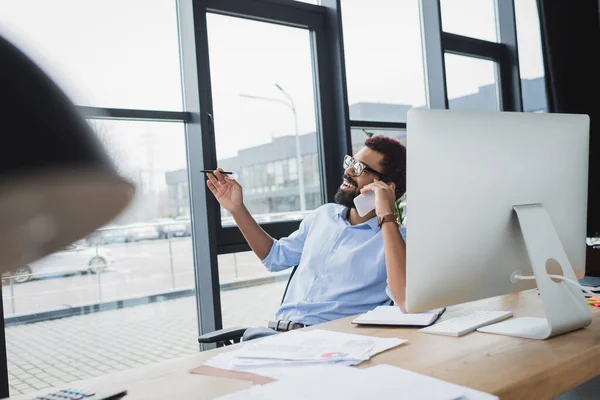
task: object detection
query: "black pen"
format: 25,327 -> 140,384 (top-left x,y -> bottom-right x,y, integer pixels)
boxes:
200,169 -> 233,175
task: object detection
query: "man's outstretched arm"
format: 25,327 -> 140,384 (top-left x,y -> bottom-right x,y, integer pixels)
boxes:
206,168 -> 273,260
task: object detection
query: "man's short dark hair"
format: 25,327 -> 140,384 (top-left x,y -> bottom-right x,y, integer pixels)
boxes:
364,136 -> 406,200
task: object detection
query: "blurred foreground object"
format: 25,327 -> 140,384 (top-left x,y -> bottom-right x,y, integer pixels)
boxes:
0,34 -> 134,273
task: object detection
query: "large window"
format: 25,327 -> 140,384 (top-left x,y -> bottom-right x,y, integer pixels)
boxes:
440,0 -> 498,42
445,54 -> 500,111
0,0 -> 183,110
207,14 -> 322,222
340,0 -> 420,192
0,2 -> 194,396
203,8 -> 328,331
341,0 -> 426,123
3,122 -> 196,396
218,251 -> 289,329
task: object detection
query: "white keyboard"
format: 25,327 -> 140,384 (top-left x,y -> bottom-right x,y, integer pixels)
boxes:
418,310 -> 513,337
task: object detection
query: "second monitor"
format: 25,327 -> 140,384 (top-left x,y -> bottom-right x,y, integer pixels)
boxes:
405,108 -> 591,339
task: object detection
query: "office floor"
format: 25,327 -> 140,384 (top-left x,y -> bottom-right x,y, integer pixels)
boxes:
5,280 -> 286,396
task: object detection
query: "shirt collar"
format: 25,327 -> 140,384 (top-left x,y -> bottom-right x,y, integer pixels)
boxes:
334,205 -> 347,219
334,205 -> 380,232
365,216 -> 381,232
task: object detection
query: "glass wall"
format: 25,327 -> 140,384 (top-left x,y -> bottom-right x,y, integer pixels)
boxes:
341,0 -> 426,123
204,11 -> 324,328
445,54 -> 500,111
0,0 -> 182,111
206,14 -> 322,223
219,252 -> 289,329
0,1 -> 196,396
440,0 -> 498,42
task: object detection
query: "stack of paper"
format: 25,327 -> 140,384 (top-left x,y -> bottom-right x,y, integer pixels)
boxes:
203,329 -> 406,380
214,364 -> 499,400
352,306 -> 446,326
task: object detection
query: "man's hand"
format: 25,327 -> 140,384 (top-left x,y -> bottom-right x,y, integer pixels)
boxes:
361,179 -> 396,216
206,168 -> 244,215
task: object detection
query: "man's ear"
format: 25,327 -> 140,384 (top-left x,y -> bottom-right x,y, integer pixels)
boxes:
388,182 -> 396,192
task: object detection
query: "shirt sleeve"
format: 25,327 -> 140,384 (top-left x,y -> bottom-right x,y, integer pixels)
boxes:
261,210 -> 316,272
385,225 -> 407,303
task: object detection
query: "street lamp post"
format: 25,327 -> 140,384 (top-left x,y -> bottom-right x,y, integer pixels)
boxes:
239,85 -> 307,211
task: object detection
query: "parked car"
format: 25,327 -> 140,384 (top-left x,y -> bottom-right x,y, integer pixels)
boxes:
3,242 -> 115,283
87,225 -> 129,245
152,218 -> 187,239
124,223 -> 161,242
175,216 -> 192,236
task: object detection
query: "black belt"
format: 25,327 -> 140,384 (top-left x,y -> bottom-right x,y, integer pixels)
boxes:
268,320 -> 308,332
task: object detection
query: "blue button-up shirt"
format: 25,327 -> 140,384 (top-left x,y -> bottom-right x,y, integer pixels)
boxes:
261,203 -> 407,326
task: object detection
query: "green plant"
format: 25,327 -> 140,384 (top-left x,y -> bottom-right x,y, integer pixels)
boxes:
394,194 -> 407,226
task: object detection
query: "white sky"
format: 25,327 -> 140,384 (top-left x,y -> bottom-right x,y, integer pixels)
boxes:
0,0 -> 545,164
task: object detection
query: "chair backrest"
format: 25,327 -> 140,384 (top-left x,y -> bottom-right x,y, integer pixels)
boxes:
281,265 -> 298,304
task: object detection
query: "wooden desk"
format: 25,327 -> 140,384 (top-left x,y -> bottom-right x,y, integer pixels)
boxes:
8,289 -> 600,400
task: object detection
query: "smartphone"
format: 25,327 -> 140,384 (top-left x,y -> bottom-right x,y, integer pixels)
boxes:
353,191 -> 376,217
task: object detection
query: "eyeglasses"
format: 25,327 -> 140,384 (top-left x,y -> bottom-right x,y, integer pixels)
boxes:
343,155 -> 390,181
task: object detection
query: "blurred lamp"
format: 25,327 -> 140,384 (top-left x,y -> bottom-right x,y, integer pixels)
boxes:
0,35 -> 135,273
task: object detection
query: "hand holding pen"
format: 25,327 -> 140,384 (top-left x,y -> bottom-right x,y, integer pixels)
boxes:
200,169 -> 232,175
204,168 -> 243,214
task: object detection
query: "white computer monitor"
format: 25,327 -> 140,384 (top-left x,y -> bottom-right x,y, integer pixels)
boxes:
405,108 -> 592,339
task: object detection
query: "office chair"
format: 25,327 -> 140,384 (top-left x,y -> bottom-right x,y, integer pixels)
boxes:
197,266 -> 299,347
197,266 -> 395,347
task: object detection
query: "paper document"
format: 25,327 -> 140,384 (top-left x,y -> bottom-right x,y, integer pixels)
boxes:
352,305 -> 446,326
232,329 -> 387,362
214,364 -> 498,400
204,350 -> 357,380
202,330 -> 406,380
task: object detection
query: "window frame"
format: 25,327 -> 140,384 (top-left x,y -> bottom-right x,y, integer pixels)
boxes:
421,0 -> 523,112
177,0 -> 350,340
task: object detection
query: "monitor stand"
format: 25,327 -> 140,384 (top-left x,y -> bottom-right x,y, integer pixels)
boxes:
477,204 -> 592,340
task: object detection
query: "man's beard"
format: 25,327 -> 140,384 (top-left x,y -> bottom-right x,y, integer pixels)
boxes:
334,175 -> 359,208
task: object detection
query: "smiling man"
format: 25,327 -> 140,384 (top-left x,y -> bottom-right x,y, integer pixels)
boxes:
206,136 -> 407,336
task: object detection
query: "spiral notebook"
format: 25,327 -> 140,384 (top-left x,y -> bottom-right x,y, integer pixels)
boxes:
352,306 -> 446,327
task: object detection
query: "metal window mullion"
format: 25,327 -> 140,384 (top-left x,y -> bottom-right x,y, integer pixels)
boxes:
78,106 -> 191,122
350,121 -> 407,130
177,0 -> 222,347
205,0 -> 325,28
315,0 -> 351,204
442,33 -> 505,60
0,290 -> 8,398
217,221 -> 302,254
496,0 -> 523,111
419,0 -> 447,109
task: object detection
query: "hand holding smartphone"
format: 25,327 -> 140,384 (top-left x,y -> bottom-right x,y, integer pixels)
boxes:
353,191 -> 376,217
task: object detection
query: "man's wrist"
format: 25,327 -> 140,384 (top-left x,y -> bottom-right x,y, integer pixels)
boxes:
230,205 -> 249,219
377,209 -> 394,216
378,213 -> 399,227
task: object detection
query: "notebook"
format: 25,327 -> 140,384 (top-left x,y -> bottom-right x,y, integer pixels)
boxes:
352,306 -> 446,327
